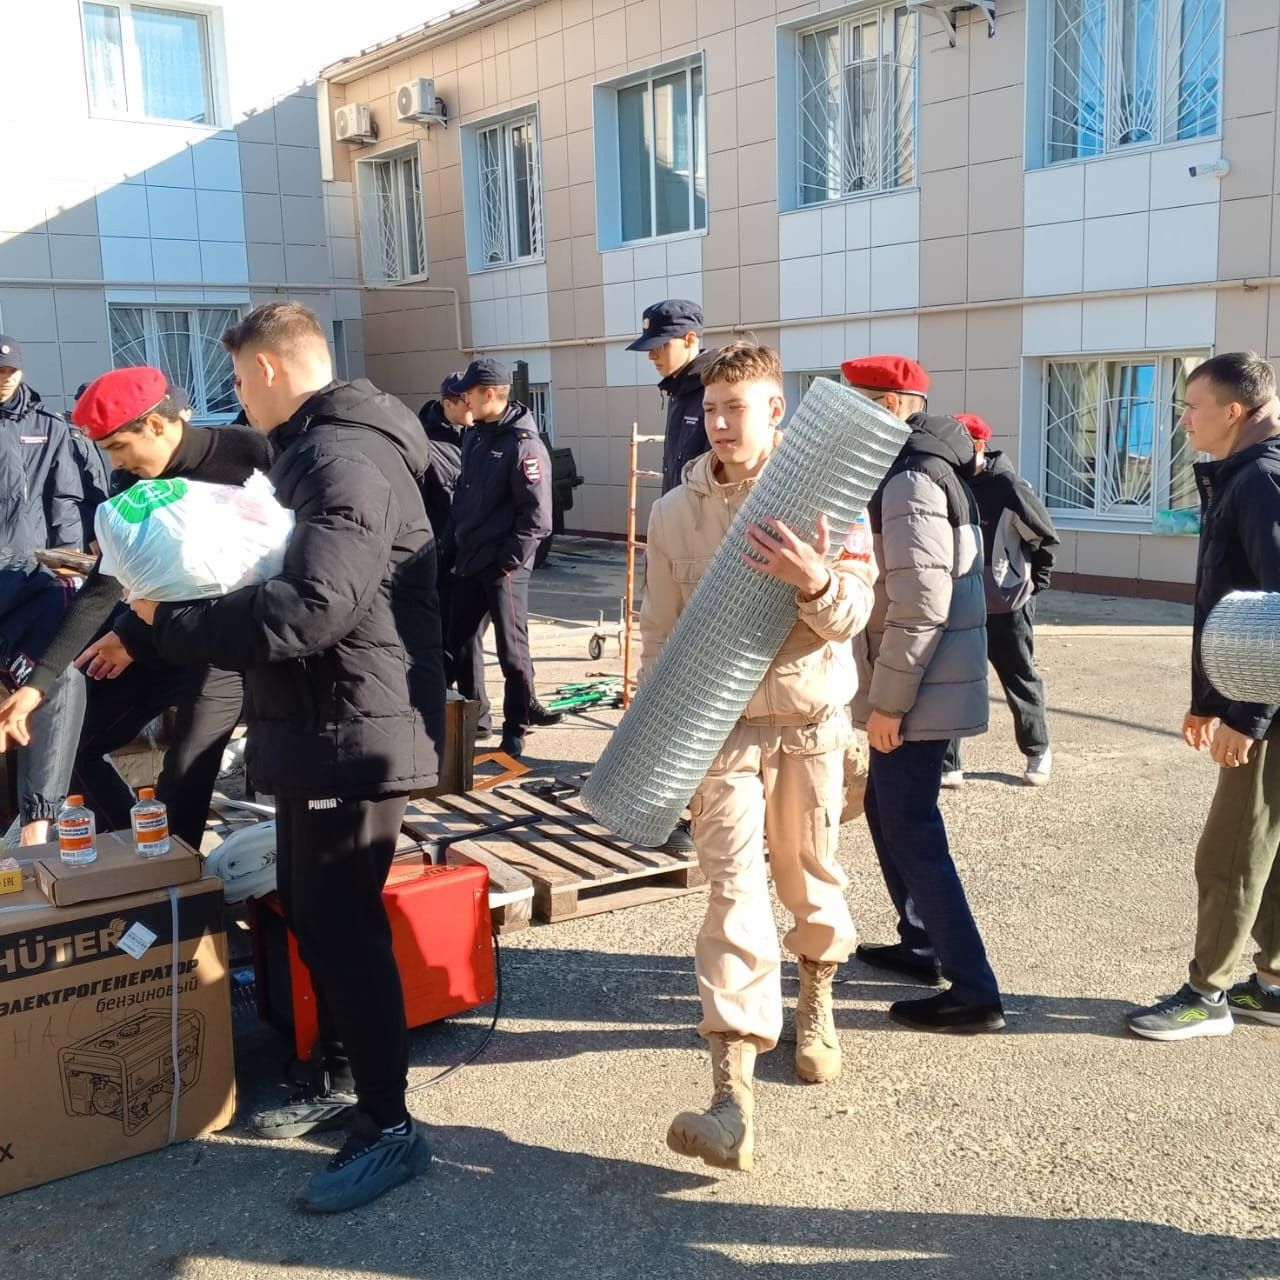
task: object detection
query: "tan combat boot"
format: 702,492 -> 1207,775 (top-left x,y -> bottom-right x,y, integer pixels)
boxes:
666,1033 -> 756,1171
794,958 -> 841,1083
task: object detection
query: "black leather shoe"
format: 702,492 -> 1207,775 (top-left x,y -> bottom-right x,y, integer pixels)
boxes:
528,702 -> 564,727
888,989 -> 1005,1034
499,734 -> 525,758
855,942 -> 943,986
660,820 -> 695,854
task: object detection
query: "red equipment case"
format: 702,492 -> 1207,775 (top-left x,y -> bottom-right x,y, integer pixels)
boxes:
251,860 -> 495,1063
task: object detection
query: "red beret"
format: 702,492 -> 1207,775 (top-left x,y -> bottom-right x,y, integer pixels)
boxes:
840,354 -> 931,399
955,412 -> 992,441
71,366 -> 169,441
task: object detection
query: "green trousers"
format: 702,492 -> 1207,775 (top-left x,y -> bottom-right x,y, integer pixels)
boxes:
1190,722 -> 1280,993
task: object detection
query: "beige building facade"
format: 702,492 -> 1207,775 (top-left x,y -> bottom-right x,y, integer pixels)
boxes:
321,0 -> 1280,600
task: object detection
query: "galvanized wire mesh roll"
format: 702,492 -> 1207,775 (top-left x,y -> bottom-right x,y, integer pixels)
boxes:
1201,591 -> 1280,703
581,378 -> 911,846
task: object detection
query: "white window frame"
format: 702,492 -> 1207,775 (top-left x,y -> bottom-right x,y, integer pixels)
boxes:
790,3 -> 919,209
593,55 -> 708,251
80,0 -> 222,127
467,111 -> 545,271
355,146 -> 429,285
107,302 -> 242,423
526,382 -> 553,443
1040,0 -> 1223,167
1040,351 -> 1206,530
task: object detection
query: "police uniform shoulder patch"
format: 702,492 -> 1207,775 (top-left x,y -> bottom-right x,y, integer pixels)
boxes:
521,456 -> 542,484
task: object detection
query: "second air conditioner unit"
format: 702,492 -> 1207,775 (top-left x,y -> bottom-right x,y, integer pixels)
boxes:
397,78 -> 447,127
905,0 -> 996,47
334,102 -> 377,145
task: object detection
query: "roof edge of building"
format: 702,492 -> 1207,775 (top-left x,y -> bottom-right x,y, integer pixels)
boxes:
319,0 -> 540,84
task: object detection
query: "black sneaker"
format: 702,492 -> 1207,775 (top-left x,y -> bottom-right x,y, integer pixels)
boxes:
528,702 -> 564,727
1225,976 -> 1280,1026
1126,984 -> 1233,1041
251,1084 -> 358,1140
889,989 -> 1005,1034
855,942 -> 943,986
499,734 -> 525,758
475,727 -> 494,742
660,820 -> 695,855
300,1113 -> 432,1213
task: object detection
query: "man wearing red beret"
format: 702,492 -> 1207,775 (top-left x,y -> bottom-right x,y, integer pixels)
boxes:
945,413 -> 1059,788
841,354 -> 1005,1033
0,365 -> 270,849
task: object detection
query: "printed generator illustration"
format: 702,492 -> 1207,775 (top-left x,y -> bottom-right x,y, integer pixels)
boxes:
59,1010 -> 204,1136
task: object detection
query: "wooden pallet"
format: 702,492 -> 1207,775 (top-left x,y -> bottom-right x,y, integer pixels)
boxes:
402,780 -> 704,925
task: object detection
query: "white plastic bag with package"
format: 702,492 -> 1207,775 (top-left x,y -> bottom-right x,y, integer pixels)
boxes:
95,472 -> 294,602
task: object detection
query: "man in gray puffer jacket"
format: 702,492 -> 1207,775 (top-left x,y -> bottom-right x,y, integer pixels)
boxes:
842,355 -> 1004,1034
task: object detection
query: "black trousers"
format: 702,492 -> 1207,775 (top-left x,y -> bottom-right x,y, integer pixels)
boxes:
74,662 -> 244,848
449,565 -> 535,738
945,599 -> 1049,771
275,792 -> 409,1128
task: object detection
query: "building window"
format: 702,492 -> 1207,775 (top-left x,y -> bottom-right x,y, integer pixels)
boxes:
1042,354 -> 1204,525
332,319 -> 350,381
1046,0 -> 1222,164
356,149 -> 427,284
527,383 -> 553,442
475,114 -> 544,268
612,60 -> 706,244
82,2 -> 216,124
108,304 -> 240,421
795,6 -> 917,206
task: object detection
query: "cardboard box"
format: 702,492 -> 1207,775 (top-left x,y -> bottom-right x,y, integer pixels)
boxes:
35,831 -> 202,908
0,858 -> 21,895
0,874 -> 236,1197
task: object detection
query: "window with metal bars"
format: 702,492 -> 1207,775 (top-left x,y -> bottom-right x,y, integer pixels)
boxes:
1045,0 -> 1222,164
1042,353 -> 1205,525
356,148 -> 427,284
108,303 -> 240,421
615,60 -> 707,244
526,383 -> 553,442
796,5 -> 917,206
475,114 -> 544,267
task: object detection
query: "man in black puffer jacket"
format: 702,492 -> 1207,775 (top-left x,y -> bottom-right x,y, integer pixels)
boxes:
1128,352 -> 1280,1042
132,303 -> 443,1213
942,412 -> 1059,789
627,300 -> 716,494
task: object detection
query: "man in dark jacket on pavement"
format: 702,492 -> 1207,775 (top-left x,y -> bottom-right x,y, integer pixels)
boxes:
1128,352 -> 1280,1041
843,355 -> 1004,1035
628,300 -> 716,494
0,335 -> 104,844
450,357 -> 557,757
942,412 -> 1059,789
418,371 -> 472,683
130,303 -> 444,1211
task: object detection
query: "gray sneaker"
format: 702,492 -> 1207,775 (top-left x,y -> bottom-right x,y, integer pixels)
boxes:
1226,975 -> 1280,1026
251,1085 -> 357,1140
1126,984 -> 1233,1041
301,1113 -> 432,1213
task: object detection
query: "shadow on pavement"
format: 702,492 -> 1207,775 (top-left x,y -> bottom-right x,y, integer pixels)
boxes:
6,1123 -> 1274,1280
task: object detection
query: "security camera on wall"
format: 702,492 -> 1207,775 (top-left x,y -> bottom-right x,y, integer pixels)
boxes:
1189,158 -> 1231,179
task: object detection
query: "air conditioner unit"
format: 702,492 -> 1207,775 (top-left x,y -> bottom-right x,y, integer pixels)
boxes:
905,0 -> 996,47
334,102 -> 376,145
396,77 -> 447,127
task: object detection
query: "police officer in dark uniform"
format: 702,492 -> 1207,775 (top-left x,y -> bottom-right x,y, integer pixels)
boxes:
628,299 -> 717,495
450,358 -> 559,757
417,371 -> 473,688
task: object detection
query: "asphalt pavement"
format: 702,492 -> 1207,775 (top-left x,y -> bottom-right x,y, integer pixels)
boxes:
2,539 -> 1277,1280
